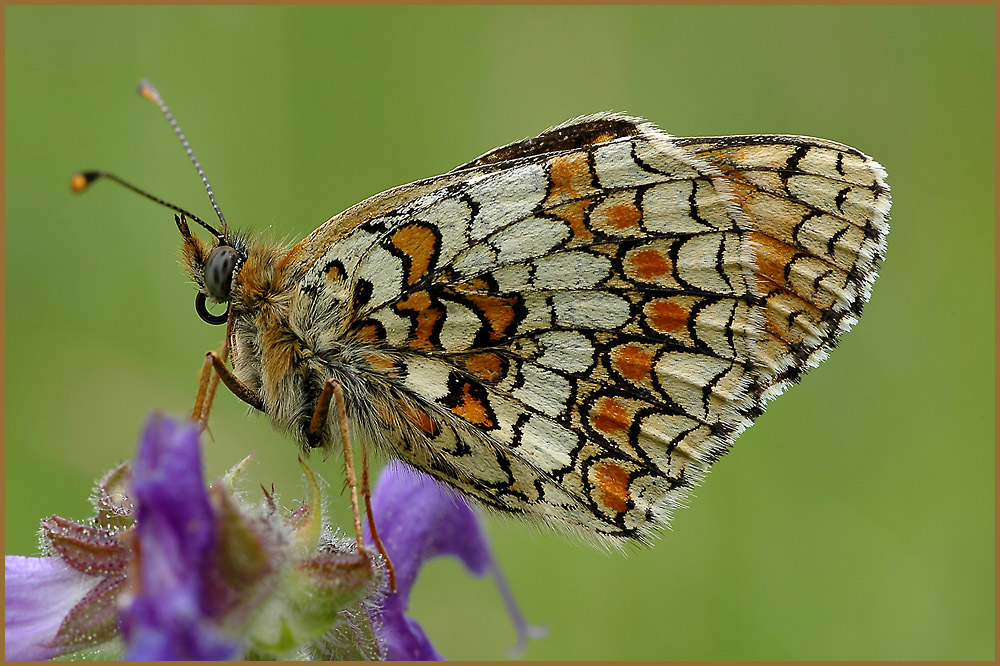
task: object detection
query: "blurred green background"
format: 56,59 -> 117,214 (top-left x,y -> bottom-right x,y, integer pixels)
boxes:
5,6 -> 994,661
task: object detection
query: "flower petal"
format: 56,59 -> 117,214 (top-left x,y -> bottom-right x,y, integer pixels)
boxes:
119,414 -> 241,660
365,461 -> 539,660
4,556 -> 100,660
367,461 -> 492,600
130,414 -> 215,567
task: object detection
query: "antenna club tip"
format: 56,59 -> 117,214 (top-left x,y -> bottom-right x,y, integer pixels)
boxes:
70,172 -> 94,193
137,79 -> 159,103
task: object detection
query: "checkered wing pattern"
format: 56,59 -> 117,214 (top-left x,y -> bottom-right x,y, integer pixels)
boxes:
285,114 -> 889,544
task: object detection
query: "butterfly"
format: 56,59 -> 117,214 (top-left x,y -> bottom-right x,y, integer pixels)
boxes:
75,82 -> 890,547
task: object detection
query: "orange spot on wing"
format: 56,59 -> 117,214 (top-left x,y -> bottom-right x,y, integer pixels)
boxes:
630,248 -> 672,279
449,382 -> 495,428
724,174 -> 757,210
391,223 -> 438,286
613,345 -> 653,382
592,397 -> 630,434
401,401 -> 439,436
606,202 -> 641,230
463,353 -> 506,383
546,152 -> 593,205
397,290 -> 432,311
452,277 -> 489,293
593,460 -> 631,514
351,322 -> 386,343
648,300 -> 689,333
749,231 -> 797,288
395,290 -> 444,351
325,263 -> 343,281
551,200 -> 595,243
460,292 -> 523,341
364,352 -> 399,375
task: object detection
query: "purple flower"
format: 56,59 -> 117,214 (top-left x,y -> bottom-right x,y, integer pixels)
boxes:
4,557 -> 102,660
5,461 -> 134,661
118,415 -> 382,660
5,413 -> 537,661
119,414 -> 242,660
366,461 -> 544,660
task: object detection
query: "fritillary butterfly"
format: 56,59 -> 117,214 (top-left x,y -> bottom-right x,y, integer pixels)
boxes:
75,83 -> 890,546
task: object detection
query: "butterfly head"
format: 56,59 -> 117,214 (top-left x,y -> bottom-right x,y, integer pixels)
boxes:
73,80 -> 254,327
174,215 -> 251,325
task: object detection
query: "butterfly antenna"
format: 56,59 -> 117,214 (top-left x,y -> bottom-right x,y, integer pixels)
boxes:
70,170 -> 223,239
136,79 -> 228,235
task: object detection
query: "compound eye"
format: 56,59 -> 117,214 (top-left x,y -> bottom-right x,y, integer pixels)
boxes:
204,245 -> 239,300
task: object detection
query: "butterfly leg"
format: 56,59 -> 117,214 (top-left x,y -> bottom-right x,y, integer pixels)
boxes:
309,379 -> 366,553
192,352 -> 217,426
362,444 -> 397,593
193,350 -> 265,431
191,311 -> 263,428
207,350 -> 265,410
308,379 -> 396,591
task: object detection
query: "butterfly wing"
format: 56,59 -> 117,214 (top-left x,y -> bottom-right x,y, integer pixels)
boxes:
287,115 -> 889,544
674,133 -> 890,399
